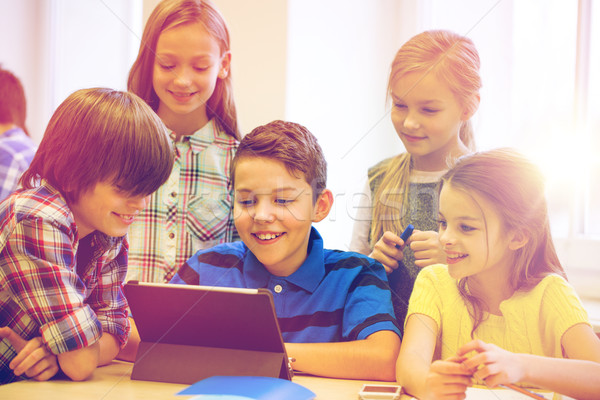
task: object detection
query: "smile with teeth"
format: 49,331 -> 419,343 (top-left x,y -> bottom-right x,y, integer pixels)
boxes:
171,91 -> 197,98
253,232 -> 283,241
446,251 -> 468,264
115,213 -> 136,221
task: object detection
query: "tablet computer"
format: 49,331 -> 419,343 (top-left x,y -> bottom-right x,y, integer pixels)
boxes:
124,281 -> 292,384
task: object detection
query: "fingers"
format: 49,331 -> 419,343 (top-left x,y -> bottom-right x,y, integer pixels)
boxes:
0,326 -> 27,351
370,232 -> 405,272
427,359 -> 474,400
5,333 -> 60,381
10,337 -> 46,374
410,230 -> 446,267
457,339 -> 489,357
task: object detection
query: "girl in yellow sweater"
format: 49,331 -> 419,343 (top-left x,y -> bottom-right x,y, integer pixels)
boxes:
397,148 -> 600,400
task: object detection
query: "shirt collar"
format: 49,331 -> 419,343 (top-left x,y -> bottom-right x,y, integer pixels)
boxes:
172,119 -> 237,154
243,227 -> 325,293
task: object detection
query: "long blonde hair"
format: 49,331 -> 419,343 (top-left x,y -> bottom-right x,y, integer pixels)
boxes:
441,148 -> 566,334
369,30 -> 481,246
127,0 -> 240,140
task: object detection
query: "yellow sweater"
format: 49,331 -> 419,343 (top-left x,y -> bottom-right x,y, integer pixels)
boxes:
407,264 -> 590,360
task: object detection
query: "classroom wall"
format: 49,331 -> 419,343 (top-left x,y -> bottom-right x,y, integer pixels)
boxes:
1,1 -> 598,304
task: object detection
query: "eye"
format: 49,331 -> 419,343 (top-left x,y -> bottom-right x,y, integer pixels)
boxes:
460,224 -> 476,232
158,63 -> 175,71
236,198 -> 255,207
193,66 -> 209,72
437,219 -> 447,230
422,108 -> 439,114
275,198 -> 293,205
394,103 -> 407,110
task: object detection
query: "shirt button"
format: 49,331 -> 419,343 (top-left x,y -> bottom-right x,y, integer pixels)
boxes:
168,232 -> 175,239
171,191 -> 177,198
273,284 -> 283,293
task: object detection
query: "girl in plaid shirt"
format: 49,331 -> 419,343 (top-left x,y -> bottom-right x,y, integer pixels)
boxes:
0,88 -> 173,383
126,0 -> 241,284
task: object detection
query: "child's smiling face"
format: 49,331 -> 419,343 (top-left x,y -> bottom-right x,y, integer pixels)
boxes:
152,21 -> 229,132
70,182 -> 150,238
390,70 -> 470,171
233,157 -> 328,277
438,182 -> 514,282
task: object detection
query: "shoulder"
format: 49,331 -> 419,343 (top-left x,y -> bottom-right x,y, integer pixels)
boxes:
368,155 -> 400,177
323,249 -> 385,274
1,184 -> 72,227
211,120 -> 239,150
172,241 -> 246,285
189,241 -> 247,269
530,273 -> 575,297
416,264 -> 453,285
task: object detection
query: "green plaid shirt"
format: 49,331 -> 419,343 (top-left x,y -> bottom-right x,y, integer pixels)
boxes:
126,120 -> 238,283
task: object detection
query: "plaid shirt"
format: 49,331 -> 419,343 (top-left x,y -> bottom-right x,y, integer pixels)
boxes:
0,128 -> 36,202
126,119 -> 238,283
0,182 -> 130,384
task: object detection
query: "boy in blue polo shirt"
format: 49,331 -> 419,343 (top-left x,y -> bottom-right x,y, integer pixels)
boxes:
170,120 -> 401,381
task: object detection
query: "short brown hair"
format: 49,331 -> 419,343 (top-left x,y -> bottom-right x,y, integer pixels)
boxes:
20,88 -> 174,203
0,65 -> 28,136
232,120 -> 327,202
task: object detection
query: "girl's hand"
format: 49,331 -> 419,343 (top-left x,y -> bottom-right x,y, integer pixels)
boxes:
410,230 -> 446,268
424,356 -> 473,400
458,340 -> 525,388
369,231 -> 405,273
0,326 -> 59,381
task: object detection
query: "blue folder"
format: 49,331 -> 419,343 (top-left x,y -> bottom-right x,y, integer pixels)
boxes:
177,376 -> 315,400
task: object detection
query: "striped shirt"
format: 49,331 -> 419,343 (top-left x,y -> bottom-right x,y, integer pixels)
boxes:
170,227 -> 401,343
0,182 -> 130,384
0,128 -> 36,202
126,120 -> 238,284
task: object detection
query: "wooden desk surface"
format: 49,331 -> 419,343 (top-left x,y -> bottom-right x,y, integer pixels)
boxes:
0,360 -> 390,399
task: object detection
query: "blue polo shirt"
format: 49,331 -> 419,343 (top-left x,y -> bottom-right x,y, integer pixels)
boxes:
170,227 -> 401,343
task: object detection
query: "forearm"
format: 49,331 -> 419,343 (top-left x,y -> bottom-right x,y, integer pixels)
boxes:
396,350 -> 432,398
55,332 -> 120,380
520,354 -> 600,400
116,318 -> 139,362
97,333 -> 120,366
285,331 -> 399,381
57,341 -> 100,381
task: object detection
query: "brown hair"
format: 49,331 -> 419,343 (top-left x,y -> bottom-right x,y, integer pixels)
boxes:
441,148 -> 565,334
231,120 -> 327,202
20,88 -> 174,204
369,30 -> 482,246
0,65 -> 29,136
127,0 -> 240,140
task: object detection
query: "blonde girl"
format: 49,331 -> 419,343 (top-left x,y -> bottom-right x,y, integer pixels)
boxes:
397,148 -> 600,400
349,30 -> 481,325
126,0 -> 240,283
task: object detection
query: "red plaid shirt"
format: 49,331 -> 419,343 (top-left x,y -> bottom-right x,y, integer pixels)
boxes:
0,182 -> 130,383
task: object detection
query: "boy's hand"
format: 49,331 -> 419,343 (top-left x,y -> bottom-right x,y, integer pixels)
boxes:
369,231 -> 406,273
458,340 -> 524,388
0,326 -> 59,381
424,356 -> 473,400
410,230 -> 446,268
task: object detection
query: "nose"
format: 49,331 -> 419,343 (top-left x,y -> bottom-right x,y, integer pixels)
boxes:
403,110 -> 420,131
439,226 -> 455,248
173,67 -> 192,87
251,200 -> 276,223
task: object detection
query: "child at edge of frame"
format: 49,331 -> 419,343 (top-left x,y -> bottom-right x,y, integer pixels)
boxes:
0,87 -> 174,384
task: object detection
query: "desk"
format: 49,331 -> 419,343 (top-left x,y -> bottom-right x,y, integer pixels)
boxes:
0,360 -> 387,399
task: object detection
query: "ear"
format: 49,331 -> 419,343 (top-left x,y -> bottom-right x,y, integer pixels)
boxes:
461,93 -> 481,121
508,228 -> 529,251
218,51 -> 231,79
312,189 -> 333,223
